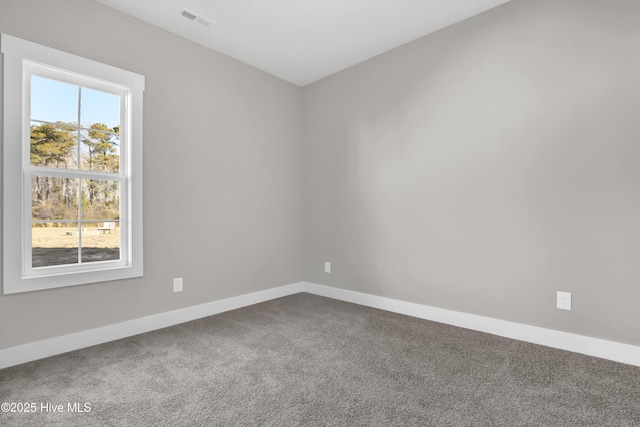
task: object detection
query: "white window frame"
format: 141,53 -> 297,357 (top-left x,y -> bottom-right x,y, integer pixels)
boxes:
2,34 -> 144,294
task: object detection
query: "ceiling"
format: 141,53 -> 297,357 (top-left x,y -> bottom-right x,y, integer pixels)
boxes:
95,0 -> 512,86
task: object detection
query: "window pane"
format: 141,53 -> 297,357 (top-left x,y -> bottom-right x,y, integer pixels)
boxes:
30,122 -> 78,168
80,128 -> 120,173
30,76 -> 79,124
81,222 -> 120,263
79,178 -> 120,263
32,223 -> 79,268
81,180 -> 120,220
31,176 -> 78,221
81,87 -> 120,131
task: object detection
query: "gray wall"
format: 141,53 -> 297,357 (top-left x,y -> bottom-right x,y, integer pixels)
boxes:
3,0 -> 639,353
0,0 -> 303,350
302,0 -> 640,346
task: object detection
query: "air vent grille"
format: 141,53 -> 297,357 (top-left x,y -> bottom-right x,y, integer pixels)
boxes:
180,8 -> 214,28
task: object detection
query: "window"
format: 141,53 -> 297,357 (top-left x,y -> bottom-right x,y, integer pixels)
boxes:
2,34 -> 144,294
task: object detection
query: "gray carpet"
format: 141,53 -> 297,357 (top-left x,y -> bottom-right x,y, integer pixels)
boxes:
1,293 -> 639,426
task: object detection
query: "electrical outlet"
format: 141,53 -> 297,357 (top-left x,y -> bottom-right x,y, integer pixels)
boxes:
324,262 -> 331,274
557,291 -> 571,311
173,278 -> 183,293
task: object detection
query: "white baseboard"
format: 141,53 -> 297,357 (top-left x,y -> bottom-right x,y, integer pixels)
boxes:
0,282 -> 304,370
301,282 -> 640,367
3,280 -> 639,370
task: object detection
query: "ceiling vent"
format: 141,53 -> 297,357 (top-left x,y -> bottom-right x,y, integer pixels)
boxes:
180,7 -> 214,28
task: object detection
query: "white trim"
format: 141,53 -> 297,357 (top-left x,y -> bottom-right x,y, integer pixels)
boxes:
0,282 -> 304,369
2,281 -> 638,370
301,282 -> 640,368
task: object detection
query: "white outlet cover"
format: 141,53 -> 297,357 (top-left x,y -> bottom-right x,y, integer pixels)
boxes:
557,291 -> 571,311
324,262 -> 331,274
173,278 -> 183,293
